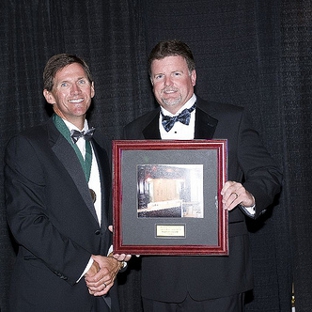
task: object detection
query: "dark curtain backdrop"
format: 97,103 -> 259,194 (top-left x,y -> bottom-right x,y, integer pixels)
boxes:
280,2 -> 312,312
1,0 -> 311,311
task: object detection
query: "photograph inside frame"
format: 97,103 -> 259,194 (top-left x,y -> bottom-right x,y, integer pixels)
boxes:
137,164 -> 204,219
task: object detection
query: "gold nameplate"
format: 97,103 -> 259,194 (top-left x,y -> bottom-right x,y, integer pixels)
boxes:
156,224 -> 185,238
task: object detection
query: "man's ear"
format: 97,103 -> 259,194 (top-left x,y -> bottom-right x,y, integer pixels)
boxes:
191,70 -> 197,87
91,82 -> 95,98
43,89 -> 55,104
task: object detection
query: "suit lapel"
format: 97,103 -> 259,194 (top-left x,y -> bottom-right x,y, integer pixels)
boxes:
194,107 -> 218,139
48,120 -> 99,223
142,110 -> 161,139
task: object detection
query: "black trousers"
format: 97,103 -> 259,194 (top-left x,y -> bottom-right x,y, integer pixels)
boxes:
92,296 -> 111,312
142,293 -> 245,312
92,285 -> 120,312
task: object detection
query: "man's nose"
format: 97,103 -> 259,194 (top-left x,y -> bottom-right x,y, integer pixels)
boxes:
71,83 -> 81,94
164,76 -> 173,86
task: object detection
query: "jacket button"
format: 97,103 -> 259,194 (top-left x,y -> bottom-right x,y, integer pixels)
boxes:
95,229 -> 101,235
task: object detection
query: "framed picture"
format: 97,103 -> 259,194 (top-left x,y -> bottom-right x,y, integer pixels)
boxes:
112,139 -> 228,255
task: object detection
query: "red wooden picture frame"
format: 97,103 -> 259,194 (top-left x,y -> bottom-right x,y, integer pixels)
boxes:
113,139 -> 228,256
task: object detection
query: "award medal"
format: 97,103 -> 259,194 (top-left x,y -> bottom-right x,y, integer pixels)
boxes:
90,189 -> 96,203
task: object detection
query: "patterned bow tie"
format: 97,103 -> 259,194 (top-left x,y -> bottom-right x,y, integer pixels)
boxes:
161,104 -> 196,132
70,128 -> 95,144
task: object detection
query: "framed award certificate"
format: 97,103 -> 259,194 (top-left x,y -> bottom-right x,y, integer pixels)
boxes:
112,139 -> 228,255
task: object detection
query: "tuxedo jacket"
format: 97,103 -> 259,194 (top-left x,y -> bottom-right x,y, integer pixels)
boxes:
123,96 -> 282,302
5,117 -> 118,312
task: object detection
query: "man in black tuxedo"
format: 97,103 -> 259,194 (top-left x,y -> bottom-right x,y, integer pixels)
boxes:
123,40 -> 282,311
5,54 -> 129,312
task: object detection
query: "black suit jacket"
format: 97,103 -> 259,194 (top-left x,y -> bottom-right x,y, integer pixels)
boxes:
123,96 -> 282,302
5,117 -> 118,312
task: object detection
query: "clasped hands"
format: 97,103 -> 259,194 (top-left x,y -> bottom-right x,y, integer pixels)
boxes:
84,252 -> 130,296
221,180 -> 255,211
84,225 -> 131,296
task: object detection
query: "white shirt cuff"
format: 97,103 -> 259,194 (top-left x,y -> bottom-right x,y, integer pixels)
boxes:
77,257 -> 93,283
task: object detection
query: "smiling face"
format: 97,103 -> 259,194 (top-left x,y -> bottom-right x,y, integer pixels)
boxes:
150,55 -> 196,115
43,63 -> 95,129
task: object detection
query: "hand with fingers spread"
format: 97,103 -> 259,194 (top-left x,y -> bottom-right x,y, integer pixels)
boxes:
221,180 -> 255,211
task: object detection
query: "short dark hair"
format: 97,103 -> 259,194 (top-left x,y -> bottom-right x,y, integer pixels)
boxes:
148,40 -> 196,76
43,53 -> 93,91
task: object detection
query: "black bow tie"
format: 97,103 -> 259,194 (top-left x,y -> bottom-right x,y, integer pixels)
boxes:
70,128 -> 95,144
161,104 -> 196,132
